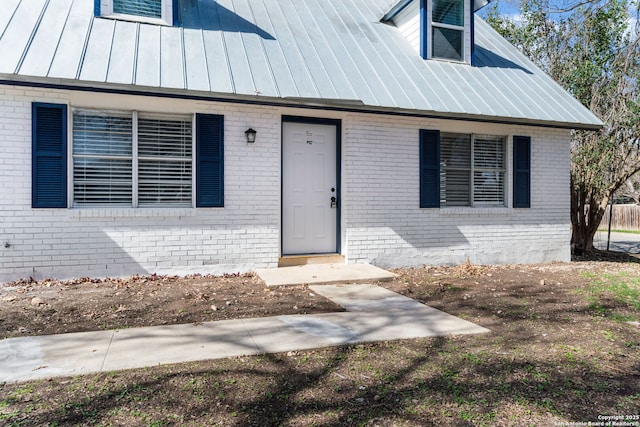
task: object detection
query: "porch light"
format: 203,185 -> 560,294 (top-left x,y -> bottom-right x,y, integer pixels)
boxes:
245,128 -> 257,143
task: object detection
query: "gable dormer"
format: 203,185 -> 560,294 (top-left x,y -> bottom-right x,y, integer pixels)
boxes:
95,0 -> 176,26
383,0 -> 490,65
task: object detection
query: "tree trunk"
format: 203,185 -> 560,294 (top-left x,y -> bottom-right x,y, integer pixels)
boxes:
570,179 -> 610,255
571,225 -> 595,254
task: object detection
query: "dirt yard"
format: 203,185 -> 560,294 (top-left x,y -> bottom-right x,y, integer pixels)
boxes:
0,273 -> 344,339
1,255 -> 639,426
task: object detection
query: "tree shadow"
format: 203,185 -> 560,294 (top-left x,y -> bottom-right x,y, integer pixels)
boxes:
473,45 -> 533,74
178,0 -> 275,39
573,248 -> 640,264
3,269 -> 639,425
12,331 -> 638,426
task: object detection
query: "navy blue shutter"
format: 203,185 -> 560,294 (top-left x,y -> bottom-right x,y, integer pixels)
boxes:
420,129 -> 440,208
173,0 -> 180,25
420,0 -> 428,59
470,0 -> 475,65
94,0 -> 100,16
196,114 -> 224,207
32,103 -> 67,208
513,135 -> 531,208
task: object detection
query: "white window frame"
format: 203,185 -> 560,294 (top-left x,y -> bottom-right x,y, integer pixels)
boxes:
427,0 -> 469,63
70,108 -> 194,208
440,133 -> 506,207
100,0 -> 173,26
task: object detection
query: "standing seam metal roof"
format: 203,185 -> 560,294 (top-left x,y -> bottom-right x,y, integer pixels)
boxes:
0,0 -> 602,129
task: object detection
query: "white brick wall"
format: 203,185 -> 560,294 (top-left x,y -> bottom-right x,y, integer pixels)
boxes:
0,85 -> 571,283
0,87 -> 281,282
341,114 -> 571,267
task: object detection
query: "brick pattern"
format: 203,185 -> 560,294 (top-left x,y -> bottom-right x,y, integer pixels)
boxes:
0,87 -> 281,281
342,115 -> 571,267
0,86 -> 571,282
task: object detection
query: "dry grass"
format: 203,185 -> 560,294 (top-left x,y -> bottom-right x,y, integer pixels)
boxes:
1,259 -> 640,426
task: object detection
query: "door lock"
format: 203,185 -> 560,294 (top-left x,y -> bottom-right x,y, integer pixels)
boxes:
330,196 -> 337,208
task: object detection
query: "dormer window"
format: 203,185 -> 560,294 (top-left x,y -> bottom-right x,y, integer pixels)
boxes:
382,0 -> 479,64
98,0 -> 174,25
424,0 -> 471,63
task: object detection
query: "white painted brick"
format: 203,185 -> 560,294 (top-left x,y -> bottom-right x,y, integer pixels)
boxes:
1,85 -> 571,282
341,115 -> 571,267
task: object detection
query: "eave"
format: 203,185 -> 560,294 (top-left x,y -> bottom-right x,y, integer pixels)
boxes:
0,75 -> 603,131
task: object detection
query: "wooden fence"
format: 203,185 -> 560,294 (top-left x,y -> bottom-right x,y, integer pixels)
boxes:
602,204 -> 640,230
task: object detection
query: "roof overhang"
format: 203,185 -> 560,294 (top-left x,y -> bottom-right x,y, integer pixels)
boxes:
382,0 -> 492,22
381,0 -> 414,22
0,76 -> 603,131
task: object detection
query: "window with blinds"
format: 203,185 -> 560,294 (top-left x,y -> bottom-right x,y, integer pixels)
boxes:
473,136 -> 505,206
113,0 -> 162,18
440,133 -> 471,206
430,0 -> 465,61
440,133 -> 505,207
73,112 -> 133,206
138,116 -> 192,206
72,110 -> 192,207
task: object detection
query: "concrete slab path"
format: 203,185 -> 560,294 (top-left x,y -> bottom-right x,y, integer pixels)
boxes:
0,284 -> 488,383
256,263 -> 395,287
594,231 -> 640,254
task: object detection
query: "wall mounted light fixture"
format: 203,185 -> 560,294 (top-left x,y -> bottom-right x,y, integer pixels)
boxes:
245,128 -> 257,143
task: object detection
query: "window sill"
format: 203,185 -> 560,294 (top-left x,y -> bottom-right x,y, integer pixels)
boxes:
70,208 -> 198,218
429,57 -> 469,65
99,14 -> 171,26
437,207 -> 512,216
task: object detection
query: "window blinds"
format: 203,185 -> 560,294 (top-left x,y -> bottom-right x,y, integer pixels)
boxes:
432,0 -> 464,26
137,116 -> 192,206
113,0 -> 162,18
72,110 -> 192,207
440,133 -> 471,206
473,136 -> 505,205
438,133 -> 505,207
72,112 -> 133,206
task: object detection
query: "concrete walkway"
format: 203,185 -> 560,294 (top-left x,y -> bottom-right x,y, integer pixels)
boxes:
594,231 -> 640,254
256,263 -> 396,287
0,284 -> 489,383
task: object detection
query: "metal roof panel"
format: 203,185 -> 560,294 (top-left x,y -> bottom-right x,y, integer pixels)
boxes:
0,0 -> 48,74
258,0 -> 319,98
0,0 -> 21,40
248,0 -> 299,97
106,21 -> 137,85
201,29 -> 234,93
0,0 -> 602,129
18,0 -> 72,78
135,24 -> 161,87
78,17 -> 115,82
215,0 -> 255,95
48,0 -> 93,79
159,26 -> 185,89
232,0 -> 278,97
276,0 -> 340,99
183,29 -> 211,91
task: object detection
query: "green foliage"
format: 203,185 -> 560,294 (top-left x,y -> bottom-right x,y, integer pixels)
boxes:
587,272 -> 640,309
486,0 -> 640,252
579,271 -> 640,319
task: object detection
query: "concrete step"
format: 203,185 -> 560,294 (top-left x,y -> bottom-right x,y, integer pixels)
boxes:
255,263 -> 396,287
278,254 -> 345,267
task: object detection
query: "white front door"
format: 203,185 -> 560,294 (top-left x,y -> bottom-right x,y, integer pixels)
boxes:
282,121 -> 338,255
